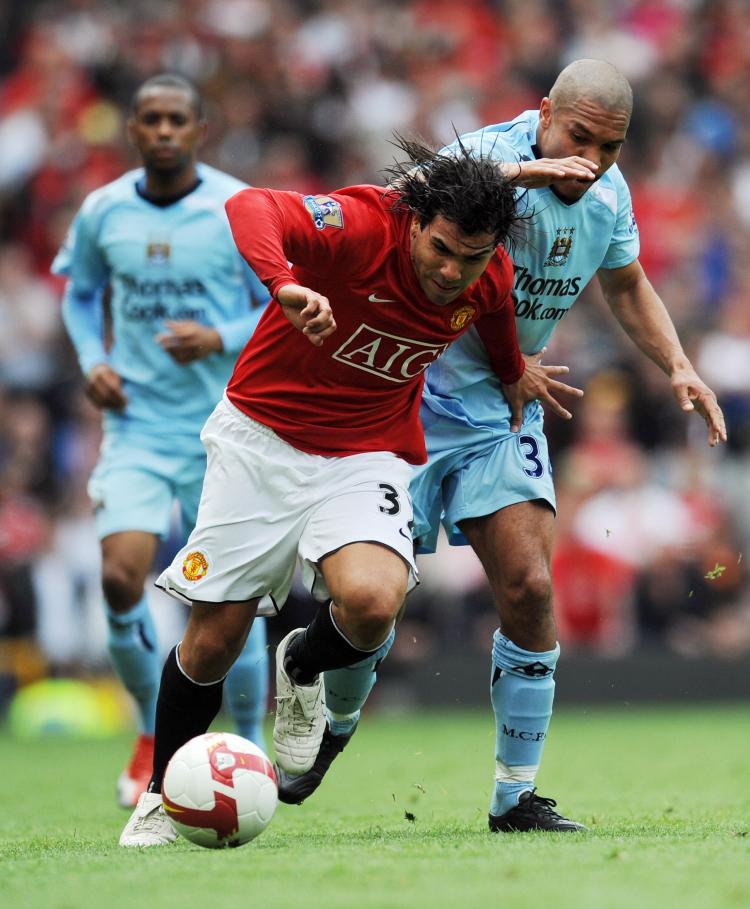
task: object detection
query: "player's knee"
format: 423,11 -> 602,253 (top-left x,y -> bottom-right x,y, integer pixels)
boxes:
502,566 -> 552,616
101,562 -> 143,613
337,584 -> 402,644
182,627 -> 241,679
496,566 -> 556,649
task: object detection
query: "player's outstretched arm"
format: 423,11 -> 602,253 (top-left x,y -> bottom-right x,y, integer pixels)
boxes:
85,363 -> 128,410
500,156 -> 598,189
502,348 -> 584,433
276,284 -> 337,347
598,260 -> 727,447
156,320 -> 223,364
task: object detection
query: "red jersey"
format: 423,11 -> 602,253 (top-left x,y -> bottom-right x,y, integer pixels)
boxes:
225,185 -> 522,464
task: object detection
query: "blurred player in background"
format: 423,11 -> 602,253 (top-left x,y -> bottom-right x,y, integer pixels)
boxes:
119,137 -> 581,846
52,74 -> 271,808
295,59 -> 726,832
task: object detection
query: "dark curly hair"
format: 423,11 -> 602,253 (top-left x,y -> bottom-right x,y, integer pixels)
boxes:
383,134 -> 525,250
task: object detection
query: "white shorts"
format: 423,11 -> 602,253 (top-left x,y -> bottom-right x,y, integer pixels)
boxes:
155,397 -> 418,616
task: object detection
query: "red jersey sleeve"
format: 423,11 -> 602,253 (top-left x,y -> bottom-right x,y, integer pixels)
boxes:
225,187 -> 388,298
474,251 -> 524,384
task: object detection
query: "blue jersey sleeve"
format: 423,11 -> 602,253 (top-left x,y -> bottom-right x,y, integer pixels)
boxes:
52,202 -> 111,375
215,261 -> 271,354
444,130 -> 522,166
444,129 -> 532,217
599,171 -> 640,270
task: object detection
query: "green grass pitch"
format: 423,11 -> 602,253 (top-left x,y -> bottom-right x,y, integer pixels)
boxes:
1,705 -> 747,909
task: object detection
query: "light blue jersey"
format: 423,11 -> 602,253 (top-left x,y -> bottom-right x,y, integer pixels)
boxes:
53,162 -> 270,449
423,109 -> 639,431
54,161 -> 270,747
412,110 -> 640,549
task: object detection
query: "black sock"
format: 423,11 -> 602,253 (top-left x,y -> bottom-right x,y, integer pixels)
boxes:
147,646 -> 224,793
285,604 -> 379,685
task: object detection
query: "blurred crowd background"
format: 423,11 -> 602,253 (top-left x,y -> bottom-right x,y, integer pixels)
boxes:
1,0 -> 749,715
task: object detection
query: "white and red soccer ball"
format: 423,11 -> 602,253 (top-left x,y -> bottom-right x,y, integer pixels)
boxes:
162,732 -> 278,848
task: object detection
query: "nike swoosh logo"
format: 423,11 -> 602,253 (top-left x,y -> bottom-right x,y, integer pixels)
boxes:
368,293 -> 397,303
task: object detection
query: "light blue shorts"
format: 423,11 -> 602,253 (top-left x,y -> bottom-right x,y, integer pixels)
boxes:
410,406 -> 556,553
88,433 -> 207,541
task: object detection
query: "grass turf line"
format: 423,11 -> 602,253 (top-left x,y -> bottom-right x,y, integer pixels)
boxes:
0,705 -> 747,909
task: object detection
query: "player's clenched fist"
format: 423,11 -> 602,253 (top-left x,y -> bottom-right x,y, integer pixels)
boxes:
276,283 -> 337,347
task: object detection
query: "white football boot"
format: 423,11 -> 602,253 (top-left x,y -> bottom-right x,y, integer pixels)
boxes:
119,791 -> 178,847
273,628 -> 326,774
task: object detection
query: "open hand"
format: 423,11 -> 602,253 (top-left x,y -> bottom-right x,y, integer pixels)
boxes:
502,348 -> 584,432
671,367 -> 727,447
502,156 -> 598,189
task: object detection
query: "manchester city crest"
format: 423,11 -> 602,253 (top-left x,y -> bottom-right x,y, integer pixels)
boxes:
146,239 -> 171,264
544,227 -> 574,267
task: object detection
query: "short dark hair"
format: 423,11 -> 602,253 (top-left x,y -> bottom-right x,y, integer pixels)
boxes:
131,74 -> 204,119
383,134 -> 523,249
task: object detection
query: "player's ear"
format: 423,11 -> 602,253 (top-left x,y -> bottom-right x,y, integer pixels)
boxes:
539,97 -> 553,129
196,117 -> 209,149
126,116 -> 137,147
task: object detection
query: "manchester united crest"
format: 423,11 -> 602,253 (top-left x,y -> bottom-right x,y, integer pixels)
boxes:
450,305 -> 476,331
544,227 -> 574,267
182,550 -> 209,582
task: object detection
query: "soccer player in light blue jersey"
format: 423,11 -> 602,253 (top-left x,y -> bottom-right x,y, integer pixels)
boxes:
284,60 -> 727,829
53,75 -> 271,808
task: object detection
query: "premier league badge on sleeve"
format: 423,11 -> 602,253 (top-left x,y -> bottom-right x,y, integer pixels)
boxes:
303,195 -> 344,230
627,207 -> 639,236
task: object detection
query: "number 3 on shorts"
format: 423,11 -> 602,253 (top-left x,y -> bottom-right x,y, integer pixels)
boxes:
518,434 -> 545,478
378,483 -> 401,515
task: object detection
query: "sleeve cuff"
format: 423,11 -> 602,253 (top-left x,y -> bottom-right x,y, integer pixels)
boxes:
79,346 -> 109,376
217,314 -> 265,354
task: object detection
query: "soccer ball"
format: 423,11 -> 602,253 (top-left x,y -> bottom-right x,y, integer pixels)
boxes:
162,732 -> 278,848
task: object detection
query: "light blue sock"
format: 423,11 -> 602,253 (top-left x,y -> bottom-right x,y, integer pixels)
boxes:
224,617 -> 269,750
323,627 -> 395,736
489,630 -> 559,817
106,595 -> 159,735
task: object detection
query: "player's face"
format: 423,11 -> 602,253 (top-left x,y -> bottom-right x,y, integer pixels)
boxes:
537,96 -> 629,202
128,87 -> 205,176
410,215 -> 497,306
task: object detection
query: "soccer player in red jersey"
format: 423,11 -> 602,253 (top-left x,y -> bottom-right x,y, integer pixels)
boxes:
120,137 -> 580,846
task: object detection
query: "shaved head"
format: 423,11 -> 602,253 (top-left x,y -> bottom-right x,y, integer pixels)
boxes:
550,59 -> 632,121
536,60 -> 632,202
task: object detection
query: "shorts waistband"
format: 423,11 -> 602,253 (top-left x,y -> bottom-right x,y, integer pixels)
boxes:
222,393 -> 282,442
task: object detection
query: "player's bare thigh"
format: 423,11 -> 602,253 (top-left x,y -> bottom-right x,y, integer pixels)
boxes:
458,500 -> 556,649
101,530 -> 160,611
180,598 -> 261,683
321,542 -> 409,650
